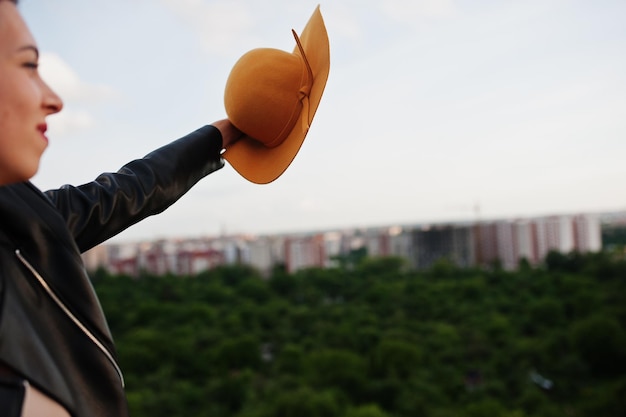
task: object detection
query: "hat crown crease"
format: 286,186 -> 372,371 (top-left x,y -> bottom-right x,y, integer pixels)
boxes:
264,39 -> 313,148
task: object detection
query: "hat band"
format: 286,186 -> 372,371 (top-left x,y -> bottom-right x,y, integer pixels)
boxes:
300,92 -> 311,133
293,29 -> 314,126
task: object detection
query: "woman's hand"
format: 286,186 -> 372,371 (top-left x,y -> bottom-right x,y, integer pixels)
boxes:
211,119 -> 244,149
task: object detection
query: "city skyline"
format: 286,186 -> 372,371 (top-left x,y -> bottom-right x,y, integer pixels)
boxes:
106,207 -> 621,245
84,212 -> 605,276
20,0 -> 626,243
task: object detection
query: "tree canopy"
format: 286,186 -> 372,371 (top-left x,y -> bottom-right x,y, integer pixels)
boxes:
92,251 -> 626,417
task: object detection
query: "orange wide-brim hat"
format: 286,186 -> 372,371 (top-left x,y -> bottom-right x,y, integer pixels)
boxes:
223,5 -> 330,184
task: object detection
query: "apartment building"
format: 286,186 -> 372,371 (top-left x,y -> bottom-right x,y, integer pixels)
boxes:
410,224 -> 475,270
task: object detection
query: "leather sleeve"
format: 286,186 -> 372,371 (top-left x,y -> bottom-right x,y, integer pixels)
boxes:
44,125 -> 225,252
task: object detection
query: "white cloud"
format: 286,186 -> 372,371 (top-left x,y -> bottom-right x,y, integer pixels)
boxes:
324,4 -> 363,41
160,0 -> 254,56
39,53 -> 119,102
38,53 -> 119,137
380,0 -> 457,21
47,108 -> 95,137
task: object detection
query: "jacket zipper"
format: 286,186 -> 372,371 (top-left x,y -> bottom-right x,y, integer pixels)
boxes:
15,249 -> 125,388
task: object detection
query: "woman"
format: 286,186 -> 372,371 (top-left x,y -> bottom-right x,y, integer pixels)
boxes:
0,0 -> 242,415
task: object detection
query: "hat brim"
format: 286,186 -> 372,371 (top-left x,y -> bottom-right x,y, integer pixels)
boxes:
223,5 -> 330,184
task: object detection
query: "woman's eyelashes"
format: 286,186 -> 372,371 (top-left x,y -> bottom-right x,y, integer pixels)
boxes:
22,61 -> 38,70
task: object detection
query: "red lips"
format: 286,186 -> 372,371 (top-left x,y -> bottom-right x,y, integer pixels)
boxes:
37,123 -> 48,142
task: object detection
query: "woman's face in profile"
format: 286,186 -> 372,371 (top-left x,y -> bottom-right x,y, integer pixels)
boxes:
0,1 -> 62,186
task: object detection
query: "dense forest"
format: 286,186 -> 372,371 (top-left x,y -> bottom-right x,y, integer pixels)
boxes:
92,249 -> 626,417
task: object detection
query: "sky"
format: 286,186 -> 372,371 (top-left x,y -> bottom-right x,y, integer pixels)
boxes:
19,0 -> 626,243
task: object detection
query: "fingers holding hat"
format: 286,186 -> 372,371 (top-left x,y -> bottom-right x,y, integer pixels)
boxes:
211,119 -> 244,150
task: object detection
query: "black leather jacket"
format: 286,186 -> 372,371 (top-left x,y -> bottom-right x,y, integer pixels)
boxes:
0,126 -> 224,417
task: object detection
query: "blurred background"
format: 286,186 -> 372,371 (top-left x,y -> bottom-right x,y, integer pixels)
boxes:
18,1 -> 626,416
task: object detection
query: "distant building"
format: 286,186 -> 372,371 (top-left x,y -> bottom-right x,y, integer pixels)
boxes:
248,235 -> 287,276
321,232 -> 343,268
81,244 -> 108,272
284,234 -> 325,273
573,214 -> 602,253
82,212 -> 609,276
495,221 -> 518,270
411,224 -> 474,269
388,226 -> 412,261
362,228 -> 392,258
474,222 -> 499,267
176,248 -> 224,275
536,215 -> 575,260
515,219 -> 536,264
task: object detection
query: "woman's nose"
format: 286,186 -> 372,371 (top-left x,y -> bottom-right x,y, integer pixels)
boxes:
42,81 -> 64,115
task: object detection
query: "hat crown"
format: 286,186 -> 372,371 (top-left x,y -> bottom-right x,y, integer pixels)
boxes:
224,46 -> 312,148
